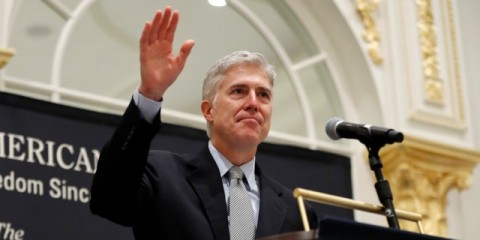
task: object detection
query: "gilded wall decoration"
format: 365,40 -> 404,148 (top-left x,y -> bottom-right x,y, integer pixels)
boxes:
379,135 -> 480,236
0,48 -> 15,70
356,0 -> 383,65
404,0 -> 465,129
417,0 -> 443,104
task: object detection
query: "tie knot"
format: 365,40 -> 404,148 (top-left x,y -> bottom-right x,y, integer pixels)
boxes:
228,166 -> 244,181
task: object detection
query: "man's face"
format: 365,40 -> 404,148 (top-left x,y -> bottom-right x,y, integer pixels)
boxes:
202,64 -> 273,149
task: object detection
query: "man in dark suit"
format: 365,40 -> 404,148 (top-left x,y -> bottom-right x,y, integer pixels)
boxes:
90,5 -> 317,240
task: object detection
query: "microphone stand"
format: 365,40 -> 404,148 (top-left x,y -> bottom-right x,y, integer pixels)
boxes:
325,117 -> 404,229
362,140 -> 401,230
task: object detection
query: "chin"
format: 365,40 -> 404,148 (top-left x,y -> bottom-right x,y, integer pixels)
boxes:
240,132 -> 268,144
235,133 -> 261,144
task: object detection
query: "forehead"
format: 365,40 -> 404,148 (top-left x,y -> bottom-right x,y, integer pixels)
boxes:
219,64 -> 272,89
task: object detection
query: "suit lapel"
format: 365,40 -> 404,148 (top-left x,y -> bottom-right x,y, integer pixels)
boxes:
187,147 -> 229,240
255,169 -> 288,238
185,148 -> 290,239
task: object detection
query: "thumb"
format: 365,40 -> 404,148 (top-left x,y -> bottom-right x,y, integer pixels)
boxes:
176,39 -> 195,69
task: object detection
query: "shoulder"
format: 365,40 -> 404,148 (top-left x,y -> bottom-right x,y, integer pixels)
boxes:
146,150 -> 191,169
144,146 -> 211,174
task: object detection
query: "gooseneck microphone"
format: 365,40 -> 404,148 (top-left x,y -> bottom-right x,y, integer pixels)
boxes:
325,117 -> 403,144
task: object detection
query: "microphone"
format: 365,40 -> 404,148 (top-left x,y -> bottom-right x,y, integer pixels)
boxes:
325,117 -> 404,144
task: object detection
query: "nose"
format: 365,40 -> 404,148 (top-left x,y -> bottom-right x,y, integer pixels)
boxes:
244,91 -> 259,112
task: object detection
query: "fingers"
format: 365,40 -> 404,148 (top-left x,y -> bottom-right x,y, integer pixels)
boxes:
165,10 -> 180,43
176,39 -> 196,69
145,6 -> 177,45
157,7 -> 172,40
139,21 -> 151,50
149,10 -> 163,44
140,6 -> 194,66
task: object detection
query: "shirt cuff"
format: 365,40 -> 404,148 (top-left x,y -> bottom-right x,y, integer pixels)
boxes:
133,89 -> 162,123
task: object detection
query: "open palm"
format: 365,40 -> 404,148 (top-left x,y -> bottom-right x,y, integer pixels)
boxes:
139,6 -> 195,101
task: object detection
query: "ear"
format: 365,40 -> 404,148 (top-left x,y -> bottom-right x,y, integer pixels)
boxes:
201,100 -> 213,122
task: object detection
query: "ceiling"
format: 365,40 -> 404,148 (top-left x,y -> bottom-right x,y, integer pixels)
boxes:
4,0 -> 345,148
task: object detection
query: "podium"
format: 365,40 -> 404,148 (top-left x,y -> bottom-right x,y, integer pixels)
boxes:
259,217 -> 452,240
259,187 -> 455,240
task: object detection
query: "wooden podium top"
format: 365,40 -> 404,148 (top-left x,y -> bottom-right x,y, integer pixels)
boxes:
257,217 -> 452,240
257,230 -> 317,240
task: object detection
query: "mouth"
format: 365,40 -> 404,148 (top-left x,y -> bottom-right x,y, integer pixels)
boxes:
237,117 -> 262,125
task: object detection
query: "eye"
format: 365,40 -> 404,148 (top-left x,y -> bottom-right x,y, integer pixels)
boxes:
231,88 -> 244,94
258,90 -> 271,100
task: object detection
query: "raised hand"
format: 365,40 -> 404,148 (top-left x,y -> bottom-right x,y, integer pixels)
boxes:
138,6 -> 195,101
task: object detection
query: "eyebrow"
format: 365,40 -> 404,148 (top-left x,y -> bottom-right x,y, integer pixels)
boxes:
229,83 -> 272,93
258,86 -> 272,96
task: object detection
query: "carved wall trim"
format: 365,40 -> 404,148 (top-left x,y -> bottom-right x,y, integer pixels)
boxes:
417,0 -> 443,104
444,0 -> 465,125
379,134 -> 480,236
403,0 -> 465,130
0,47 -> 15,70
356,0 -> 383,65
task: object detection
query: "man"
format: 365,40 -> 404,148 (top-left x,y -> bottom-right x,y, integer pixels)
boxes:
90,6 -> 317,240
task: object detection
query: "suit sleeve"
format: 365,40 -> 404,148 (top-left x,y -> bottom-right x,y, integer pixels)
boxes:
90,99 -> 160,226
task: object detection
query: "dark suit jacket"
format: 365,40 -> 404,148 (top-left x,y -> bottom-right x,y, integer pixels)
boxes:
90,100 -> 317,239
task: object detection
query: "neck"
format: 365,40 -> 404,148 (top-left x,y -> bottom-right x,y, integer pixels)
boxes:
211,139 -> 257,166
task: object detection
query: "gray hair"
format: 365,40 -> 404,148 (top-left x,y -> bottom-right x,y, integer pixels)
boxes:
202,50 -> 276,103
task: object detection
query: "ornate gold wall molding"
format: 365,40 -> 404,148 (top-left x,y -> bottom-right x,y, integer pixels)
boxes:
417,0 -> 443,104
404,0 -> 465,131
379,135 -> 480,236
0,47 -> 15,69
356,0 -> 383,65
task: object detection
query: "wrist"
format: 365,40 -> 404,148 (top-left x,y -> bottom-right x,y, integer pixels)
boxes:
138,86 -> 164,102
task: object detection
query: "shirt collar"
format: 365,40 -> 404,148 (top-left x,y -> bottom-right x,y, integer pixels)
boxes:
208,141 -> 256,187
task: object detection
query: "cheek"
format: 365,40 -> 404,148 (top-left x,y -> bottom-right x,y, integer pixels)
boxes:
212,105 -> 234,121
263,106 -> 273,119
